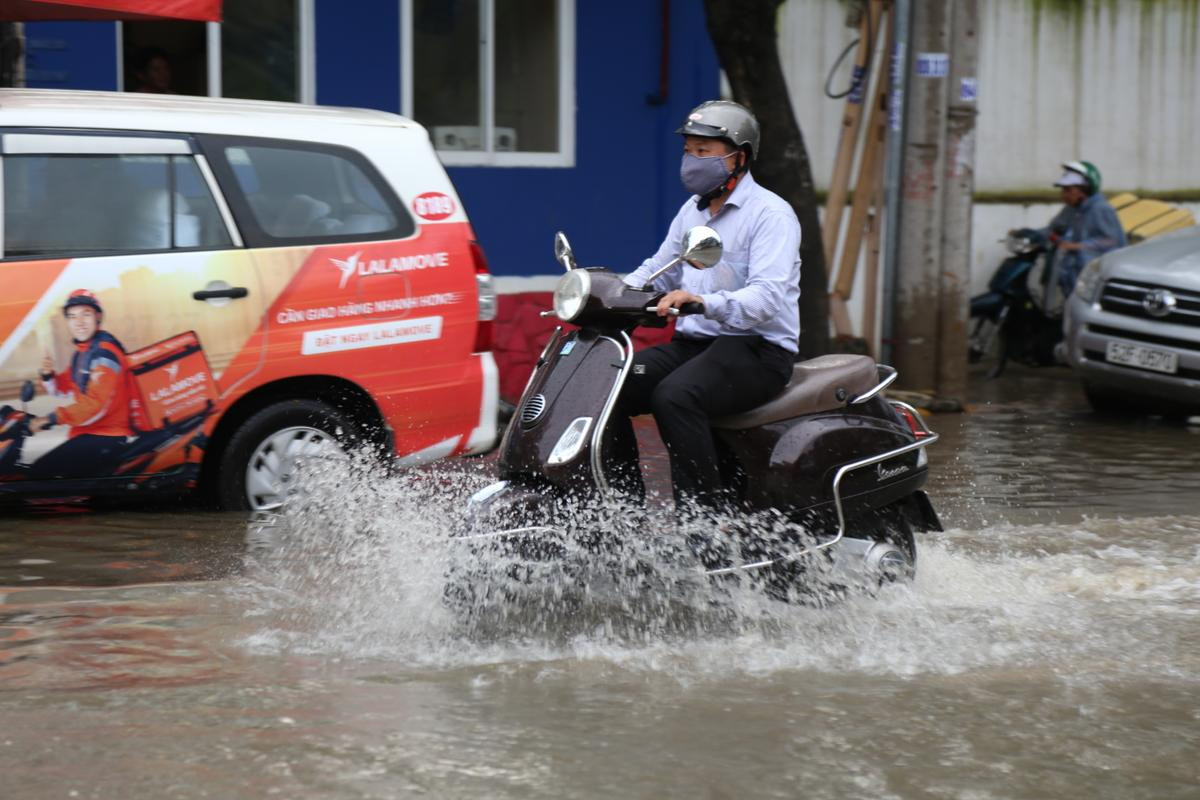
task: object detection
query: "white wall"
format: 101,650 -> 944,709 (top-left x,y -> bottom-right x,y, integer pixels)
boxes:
779,0 -> 1200,340
975,0 -> 1200,193
781,0 -> 1200,194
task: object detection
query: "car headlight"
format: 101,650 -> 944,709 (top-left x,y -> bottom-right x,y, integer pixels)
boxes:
553,269 -> 592,321
1073,258 -> 1104,304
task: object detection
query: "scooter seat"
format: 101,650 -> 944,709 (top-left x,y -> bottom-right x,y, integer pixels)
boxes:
712,354 -> 878,430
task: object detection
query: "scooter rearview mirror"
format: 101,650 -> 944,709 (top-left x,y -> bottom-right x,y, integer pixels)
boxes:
554,231 -> 578,272
20,380 -> 34,405
679,225 -> 722,269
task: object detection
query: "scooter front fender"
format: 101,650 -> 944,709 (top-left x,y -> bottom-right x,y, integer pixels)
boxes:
463,479 -> 559,536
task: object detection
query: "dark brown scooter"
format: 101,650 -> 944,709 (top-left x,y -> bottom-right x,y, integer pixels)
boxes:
459,228 -> 942,598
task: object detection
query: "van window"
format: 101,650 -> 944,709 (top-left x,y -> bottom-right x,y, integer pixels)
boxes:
221,144 -> 408,242
3,154 -> 233,258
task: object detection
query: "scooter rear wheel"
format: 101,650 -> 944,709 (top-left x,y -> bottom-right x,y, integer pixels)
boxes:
844,504 -> 918,585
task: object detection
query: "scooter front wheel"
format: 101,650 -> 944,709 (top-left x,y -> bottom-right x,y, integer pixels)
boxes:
967,310 -> 1010,379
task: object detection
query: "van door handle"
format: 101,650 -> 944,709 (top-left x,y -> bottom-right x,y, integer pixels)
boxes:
193,286 -> 249,301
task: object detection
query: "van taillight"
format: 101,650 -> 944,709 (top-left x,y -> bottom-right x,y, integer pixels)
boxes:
470,240 -> 495,352
896,405 -> 929,439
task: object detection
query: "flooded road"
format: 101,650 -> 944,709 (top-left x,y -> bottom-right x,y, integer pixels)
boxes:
2,366 -> 1198,799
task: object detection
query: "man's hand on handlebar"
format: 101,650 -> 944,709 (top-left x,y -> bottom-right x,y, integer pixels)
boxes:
655,290 -> 705,318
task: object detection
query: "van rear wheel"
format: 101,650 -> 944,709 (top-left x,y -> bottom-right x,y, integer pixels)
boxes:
217,399 -> 355,511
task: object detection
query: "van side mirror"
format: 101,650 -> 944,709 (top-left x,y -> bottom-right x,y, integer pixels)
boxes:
20,380 -> 34,404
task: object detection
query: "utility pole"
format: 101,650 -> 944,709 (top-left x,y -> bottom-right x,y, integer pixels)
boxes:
893,0 -> 951,391
936,0 -> 979,405
0,23 -> 24,88
880,0 -> 911,365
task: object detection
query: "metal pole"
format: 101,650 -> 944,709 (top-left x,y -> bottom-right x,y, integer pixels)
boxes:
879,0 -> 910,364
936,0 -> 979,406
892,0 -> 951,390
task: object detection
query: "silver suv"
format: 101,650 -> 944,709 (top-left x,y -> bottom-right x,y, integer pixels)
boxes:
1063,226 -> 1200,414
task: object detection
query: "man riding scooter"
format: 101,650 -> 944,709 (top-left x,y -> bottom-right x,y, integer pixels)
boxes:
973,160 -> 1127,376
1035,160 -> 1126,297
27,289 -> 139,478
609,100 -> 801,509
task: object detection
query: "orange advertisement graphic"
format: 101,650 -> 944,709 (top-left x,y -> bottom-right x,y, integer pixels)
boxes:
0,250 -> 280,402
0,259 -> 69,345
1,220 -> 491,489
128,332 -> 218,428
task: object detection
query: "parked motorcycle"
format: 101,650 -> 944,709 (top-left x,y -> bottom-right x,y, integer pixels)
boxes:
0,379 -> 211,493
968,227 -> 1066,377
451,227 -> 942,610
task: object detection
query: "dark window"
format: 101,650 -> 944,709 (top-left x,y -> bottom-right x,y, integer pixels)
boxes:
3,154 -> 233,258
222,0 -> 299,102
414,0 -> 482,150
202,137 -> 413,247
122,21 -> 207,96
121,2 -> 299,101
413,0 -> 561,154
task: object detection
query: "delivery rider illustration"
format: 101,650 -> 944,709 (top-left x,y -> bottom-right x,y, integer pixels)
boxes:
28,289 -> 137,478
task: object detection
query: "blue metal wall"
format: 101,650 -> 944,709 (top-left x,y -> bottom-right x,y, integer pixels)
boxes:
23,21 -> 118,91
447,3 -> 720,279
314,0 -> 400,114
21,2 -> 720,278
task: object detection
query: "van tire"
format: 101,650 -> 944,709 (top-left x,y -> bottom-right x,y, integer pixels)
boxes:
216,399 -> 357,511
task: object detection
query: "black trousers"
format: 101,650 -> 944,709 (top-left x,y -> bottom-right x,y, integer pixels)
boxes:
607,334 -> 793,507
29,434 -> 127,480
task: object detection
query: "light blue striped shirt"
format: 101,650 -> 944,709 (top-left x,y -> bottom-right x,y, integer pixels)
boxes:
624,172 -> 802,353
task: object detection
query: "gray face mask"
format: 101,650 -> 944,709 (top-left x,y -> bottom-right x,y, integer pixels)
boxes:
680,152 -> 733,196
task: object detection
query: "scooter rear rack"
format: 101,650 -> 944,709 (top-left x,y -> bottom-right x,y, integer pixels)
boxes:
704,397 -> 937,576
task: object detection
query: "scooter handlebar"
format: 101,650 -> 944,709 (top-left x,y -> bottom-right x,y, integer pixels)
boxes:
643,302 -> 706,317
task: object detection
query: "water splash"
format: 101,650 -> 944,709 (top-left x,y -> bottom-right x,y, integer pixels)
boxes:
240,455 -> 1200,683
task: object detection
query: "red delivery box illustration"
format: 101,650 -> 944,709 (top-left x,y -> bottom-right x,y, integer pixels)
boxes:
127,332 -> 218,428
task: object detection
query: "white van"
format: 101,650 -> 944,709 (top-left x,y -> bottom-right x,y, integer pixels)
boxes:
0,90 -> 498,510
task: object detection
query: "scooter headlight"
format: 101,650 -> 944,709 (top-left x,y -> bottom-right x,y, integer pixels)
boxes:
553,269 -> 592,322
1073,258 -> 1104,304
548,416 -> 593,465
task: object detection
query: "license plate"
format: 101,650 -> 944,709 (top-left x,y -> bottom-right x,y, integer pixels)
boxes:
1105,341 -> 1179,374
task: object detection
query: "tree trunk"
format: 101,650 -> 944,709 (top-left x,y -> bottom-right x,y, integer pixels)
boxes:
703,0 -> 829,358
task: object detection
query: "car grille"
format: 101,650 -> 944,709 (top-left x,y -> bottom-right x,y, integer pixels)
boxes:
520,393 -> 547,425
1099,279 -> 1200,327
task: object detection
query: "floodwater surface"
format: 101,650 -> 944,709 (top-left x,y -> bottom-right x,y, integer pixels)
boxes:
1,367 -> 1198,799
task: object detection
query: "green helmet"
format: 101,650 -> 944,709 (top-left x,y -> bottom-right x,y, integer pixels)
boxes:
1059,160 -> 1101,195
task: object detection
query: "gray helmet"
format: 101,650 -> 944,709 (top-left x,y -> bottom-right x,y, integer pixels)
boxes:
675,100 -> 760,161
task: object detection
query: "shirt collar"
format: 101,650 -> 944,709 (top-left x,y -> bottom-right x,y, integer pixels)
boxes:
723,170 -> 757,209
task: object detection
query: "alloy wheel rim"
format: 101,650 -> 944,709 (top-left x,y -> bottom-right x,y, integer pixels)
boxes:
244,426 -> 347,511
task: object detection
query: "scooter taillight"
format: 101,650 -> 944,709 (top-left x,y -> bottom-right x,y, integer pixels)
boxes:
470,239 -> 495,352
896,405 -> 930,439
